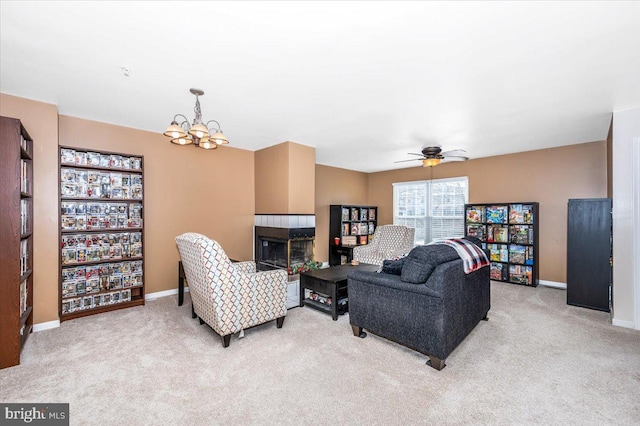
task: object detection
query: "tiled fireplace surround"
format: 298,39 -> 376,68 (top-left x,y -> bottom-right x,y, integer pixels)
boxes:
254,214 -> 316,309
254,214 -> 316,229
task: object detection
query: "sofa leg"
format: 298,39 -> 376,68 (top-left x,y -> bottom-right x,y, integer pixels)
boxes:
427,356 -> 446,371
351,324 -> 367,338
482,314 -> 489,321
198,317 -> 204,325
191,304 -> 196,319
276,316 -> 285,328
221,334 -> 231,348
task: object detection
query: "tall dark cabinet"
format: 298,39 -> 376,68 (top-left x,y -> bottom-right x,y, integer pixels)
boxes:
567,198 -> 612,312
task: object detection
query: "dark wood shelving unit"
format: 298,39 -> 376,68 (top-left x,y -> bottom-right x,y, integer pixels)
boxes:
328,205 -> 378,266
1,116 -> 34,369
61,227 -> 143,234
61,257 -> 144,268
58,146 -> 145,321
301,298 -> 348,315
465,202 -> 539,287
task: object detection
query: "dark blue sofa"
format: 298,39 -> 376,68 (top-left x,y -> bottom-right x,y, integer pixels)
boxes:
347,237 -> 490,370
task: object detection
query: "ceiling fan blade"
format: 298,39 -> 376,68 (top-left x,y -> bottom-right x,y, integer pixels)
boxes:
441,155 -> 469,162
394,158 -> 424,163
441,149 -> 467,157
407,153 -> 425,157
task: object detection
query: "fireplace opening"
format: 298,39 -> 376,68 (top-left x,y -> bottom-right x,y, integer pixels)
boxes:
255,225 -> 315,272
260,238 -> 288,269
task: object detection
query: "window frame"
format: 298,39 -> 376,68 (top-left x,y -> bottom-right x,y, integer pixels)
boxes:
393,176 -> 469,245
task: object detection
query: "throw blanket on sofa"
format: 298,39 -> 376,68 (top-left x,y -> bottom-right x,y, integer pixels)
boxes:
429,238 -> 489,274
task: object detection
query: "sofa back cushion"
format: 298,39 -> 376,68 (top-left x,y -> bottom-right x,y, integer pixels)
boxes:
400,244 -> 460,283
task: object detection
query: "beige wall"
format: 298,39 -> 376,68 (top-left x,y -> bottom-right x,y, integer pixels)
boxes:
58,115 -> 256,294
0,93 -> 256,324
1,94 -> 60,324
255,141 -> 316,214
288,142 -> 316,214
367,141 -> 607,283
0,91 -> 612,322
255,142 -> 289,214
314,165 -> 369,262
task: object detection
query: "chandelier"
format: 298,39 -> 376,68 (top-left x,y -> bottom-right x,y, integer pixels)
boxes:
163,88 -> 229,150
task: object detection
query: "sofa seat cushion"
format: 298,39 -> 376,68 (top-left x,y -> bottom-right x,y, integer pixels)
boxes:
400,244 -> 460,283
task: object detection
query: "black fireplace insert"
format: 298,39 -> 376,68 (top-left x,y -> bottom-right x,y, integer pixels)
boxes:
255,226 -> 315,271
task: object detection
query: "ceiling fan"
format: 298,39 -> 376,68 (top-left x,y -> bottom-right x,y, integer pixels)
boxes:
395,146 -> 469,167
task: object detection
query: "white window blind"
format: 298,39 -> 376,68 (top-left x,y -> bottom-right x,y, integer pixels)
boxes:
393,177 -> 468,245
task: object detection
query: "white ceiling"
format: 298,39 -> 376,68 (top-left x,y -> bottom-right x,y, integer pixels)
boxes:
1,1 -> 639,172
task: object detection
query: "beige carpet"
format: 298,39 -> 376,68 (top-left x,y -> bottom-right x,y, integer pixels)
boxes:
1,281 -> 639,425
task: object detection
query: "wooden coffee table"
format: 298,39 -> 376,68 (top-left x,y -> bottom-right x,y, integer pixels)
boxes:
299,263 -> 378,320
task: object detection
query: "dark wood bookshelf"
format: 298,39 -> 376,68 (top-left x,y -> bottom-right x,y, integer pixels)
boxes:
465,202 -> 539,287
1,116 -> 34,369
58,146 -> 145,321
61,298 -> 145,321
61,227 -> 143,234
328,205 -> 378,266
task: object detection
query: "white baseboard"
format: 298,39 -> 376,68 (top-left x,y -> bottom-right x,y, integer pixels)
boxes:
612,318 -> 637,329
145,287 -> 188,301
539,280 -> 567,290
33,288 -> 189,330
33,320 -> 60,332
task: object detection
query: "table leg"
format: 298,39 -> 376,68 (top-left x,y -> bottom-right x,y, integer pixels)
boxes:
299,280 -> 305,307
178,261 -> 184,306
331,283 -> 338,321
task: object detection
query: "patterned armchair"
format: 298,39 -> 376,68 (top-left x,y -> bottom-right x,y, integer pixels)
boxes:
175,232 -> 288,347
352,225 -> 415,266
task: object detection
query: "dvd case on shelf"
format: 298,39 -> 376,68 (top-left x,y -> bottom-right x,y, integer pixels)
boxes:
486,206 -> 507,224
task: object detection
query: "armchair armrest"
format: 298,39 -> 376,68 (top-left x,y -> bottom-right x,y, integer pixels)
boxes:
250,268 -> 288,283
383,248 -> 411,260
234,261 -> 257,275
353,244 -> 376,256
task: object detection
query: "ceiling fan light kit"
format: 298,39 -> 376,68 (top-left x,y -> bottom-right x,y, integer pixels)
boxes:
422,158 -> 441,167
163,88 -> 229,149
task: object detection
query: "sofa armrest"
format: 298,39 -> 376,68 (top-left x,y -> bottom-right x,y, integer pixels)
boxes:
425,259 -> 491,353
348,269 -> 446,359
